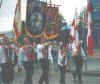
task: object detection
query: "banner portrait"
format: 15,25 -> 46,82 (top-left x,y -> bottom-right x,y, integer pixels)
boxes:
25,0 -> 46,38
44,6 -> 59,40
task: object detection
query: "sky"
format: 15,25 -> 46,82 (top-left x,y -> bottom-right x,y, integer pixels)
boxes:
0,0 -> 18,32
52,0 -> 87,24
0,0 -> 87,32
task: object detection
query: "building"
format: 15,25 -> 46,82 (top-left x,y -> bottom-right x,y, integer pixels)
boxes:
90,0 -> 100,48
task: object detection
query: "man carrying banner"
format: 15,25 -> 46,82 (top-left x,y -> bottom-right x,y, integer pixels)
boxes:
58,46 -> 68,84
18,37 -> 34,84
36,39 -> 50,84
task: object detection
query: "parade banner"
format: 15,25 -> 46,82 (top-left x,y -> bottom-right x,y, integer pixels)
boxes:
44,6 -> 59,40
86,1 -> 94,56
25,0 -> 46,38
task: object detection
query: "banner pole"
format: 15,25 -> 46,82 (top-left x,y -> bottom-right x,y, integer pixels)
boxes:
0,0 -> 2,8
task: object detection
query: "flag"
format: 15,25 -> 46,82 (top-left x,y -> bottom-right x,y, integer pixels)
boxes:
13,0 -> 21,42
70,19 -> 75,39
86,1 -> 94,56
70,18 -> 79,49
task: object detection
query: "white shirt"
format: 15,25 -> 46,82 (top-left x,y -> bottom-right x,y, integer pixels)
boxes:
81,47 -> 86,56
36,44 -> 45,60
48,45 -> 53,63
36,42 -> 50,60
17,46 -> 30,67
58,49 -> 67,67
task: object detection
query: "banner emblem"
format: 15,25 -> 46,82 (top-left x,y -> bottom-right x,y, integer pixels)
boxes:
26,1 -> 46,38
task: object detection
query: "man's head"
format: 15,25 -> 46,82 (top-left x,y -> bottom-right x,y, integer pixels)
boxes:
52,41 -> 56,45
69,39 -> 73,44
40,38 -> 46,44
23,37 -> 30,45
63,51 -> 67,57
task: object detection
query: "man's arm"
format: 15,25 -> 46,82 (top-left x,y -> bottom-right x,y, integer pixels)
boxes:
17,48 -> 24,67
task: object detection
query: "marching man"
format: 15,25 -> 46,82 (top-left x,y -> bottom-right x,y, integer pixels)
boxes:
58,46 -> 68,84
36,39 -> 51,84
18,37 -> 34,84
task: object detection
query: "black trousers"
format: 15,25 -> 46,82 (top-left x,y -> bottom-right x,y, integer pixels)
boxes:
59,66 -> 66,84
1,63 -> 15,84
23,61 -> 34,84
72,56 -> 83,80
39,58 -> 49,84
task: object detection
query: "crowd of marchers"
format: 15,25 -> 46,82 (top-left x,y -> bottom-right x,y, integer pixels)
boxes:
0,37 -> 86,84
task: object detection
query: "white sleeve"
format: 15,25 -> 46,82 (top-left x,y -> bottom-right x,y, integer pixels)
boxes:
48,46 -> 53,63
64,57 -> 68,66
81,47 -> 86,56
34,45 -> 38,53
17,48 -> 24,67
36,45 -> 42,60
58,50 -> 63,66
43,42 -> 50,47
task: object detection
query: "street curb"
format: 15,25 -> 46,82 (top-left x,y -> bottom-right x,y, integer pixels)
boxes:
82,71 -> 100,76
69,71 -> 100,77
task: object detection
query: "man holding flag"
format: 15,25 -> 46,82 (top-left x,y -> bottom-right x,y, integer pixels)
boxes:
85,0 -> 94,56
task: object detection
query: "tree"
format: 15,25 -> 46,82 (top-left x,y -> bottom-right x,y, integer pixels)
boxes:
58,14 -> 66,30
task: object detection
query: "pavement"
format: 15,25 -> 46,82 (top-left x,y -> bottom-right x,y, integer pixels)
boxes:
11,54 -> 100,84
74,57 -> 100,76
12,71 -> 100,84
0,51 -> 99,84
81,51 -> 100,76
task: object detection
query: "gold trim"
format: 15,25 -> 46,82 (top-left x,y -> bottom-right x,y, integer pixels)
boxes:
43,31 -> 58,40
25,23 -> 43,38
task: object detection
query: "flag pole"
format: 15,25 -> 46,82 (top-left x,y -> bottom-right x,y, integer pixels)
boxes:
46,0 -> 47,4
0,0 -> 2,8
49,0 -> 51,6
50,0 -> 51,3
75,8 -> 78,25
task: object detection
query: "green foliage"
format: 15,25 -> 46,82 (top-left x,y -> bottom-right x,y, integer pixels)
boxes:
58,14 -> 66,30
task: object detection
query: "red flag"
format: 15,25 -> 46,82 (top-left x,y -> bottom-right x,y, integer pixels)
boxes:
70,19 -> 75,39
70,18 -> 79,50
72,19 -> 75,27
86,1 -> 94,56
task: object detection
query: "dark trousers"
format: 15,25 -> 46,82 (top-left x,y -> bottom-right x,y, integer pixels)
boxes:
39,59 -> 49,84
1,63 -> 15,84
0,64 -> 2,84
59,66 -> 66,84
72,56 -> 83,80
23,62 -> 34,84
